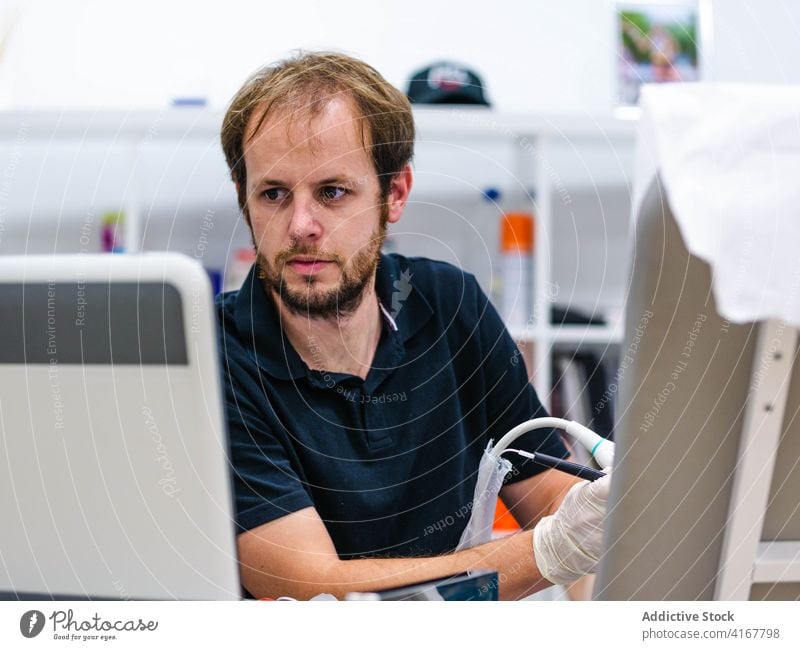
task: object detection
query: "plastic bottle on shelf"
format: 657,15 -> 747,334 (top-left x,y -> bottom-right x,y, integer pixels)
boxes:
100,211 -> 125,253
483,187 -> 504,306
224,248 -> 257,292
499,211 -> 535,331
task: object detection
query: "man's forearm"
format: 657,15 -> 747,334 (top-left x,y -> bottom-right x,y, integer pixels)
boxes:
244,530 -> 550,600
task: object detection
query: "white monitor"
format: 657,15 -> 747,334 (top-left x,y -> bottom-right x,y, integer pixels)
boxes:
594,179 -> 800,600
0,253 -> 240,600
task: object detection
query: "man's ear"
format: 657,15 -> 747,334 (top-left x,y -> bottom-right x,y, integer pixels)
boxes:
386,164 -> 413,225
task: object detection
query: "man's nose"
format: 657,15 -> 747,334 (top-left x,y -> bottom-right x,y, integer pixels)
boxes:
288,194 -> 322,242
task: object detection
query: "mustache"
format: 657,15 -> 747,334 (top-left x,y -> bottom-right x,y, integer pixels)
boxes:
275,246 -> 343,267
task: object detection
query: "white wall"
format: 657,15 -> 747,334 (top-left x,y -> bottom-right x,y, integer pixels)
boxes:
711,0 -> 800,83
3,0 -> 799,113
0,0 -> 614,111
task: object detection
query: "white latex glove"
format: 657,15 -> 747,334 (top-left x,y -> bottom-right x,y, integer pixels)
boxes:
533,470 -> 611,585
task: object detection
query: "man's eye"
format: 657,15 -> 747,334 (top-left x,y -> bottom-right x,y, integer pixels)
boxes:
262,188 -> 287,202
320,186 -> 347,202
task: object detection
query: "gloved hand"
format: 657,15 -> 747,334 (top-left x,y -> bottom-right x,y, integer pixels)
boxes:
533,470 -> 611,585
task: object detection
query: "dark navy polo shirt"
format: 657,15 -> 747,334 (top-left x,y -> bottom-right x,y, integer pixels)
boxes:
216,253 -> 568,559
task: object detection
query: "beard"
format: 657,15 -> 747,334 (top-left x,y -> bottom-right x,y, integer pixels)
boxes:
255,205 -> 388,320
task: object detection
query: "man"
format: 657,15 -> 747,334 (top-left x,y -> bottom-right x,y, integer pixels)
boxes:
217,52 -> 610,600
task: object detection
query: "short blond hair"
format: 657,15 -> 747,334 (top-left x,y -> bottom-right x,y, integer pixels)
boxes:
221,51 -> 415,212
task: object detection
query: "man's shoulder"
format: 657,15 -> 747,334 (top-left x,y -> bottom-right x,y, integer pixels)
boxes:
214,290 -> 249,358
214,290 -> 239,331
383,253 -> 481,308
386,253 -> 472,281
388,253 -> 483,325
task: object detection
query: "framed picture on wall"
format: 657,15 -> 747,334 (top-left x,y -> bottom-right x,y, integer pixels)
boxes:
615,1 -> 702,108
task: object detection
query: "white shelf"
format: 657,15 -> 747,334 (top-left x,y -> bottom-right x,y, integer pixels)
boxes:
0,109 -> 221,139
0,107 -> 637,140
413,107 -> 638,139
509,327 -> 543,343
753,541 -> 800,583
550,325 -> 623,345
509,325 -> 623,345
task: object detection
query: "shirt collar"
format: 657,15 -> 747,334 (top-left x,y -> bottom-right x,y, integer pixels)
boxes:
373,253 -> 433,343
234,253 -> 433,382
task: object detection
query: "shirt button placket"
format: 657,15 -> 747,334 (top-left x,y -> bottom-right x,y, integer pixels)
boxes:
364,393 -> 392,450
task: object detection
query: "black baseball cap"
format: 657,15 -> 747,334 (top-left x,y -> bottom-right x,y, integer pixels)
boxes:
406,62 -> 490,106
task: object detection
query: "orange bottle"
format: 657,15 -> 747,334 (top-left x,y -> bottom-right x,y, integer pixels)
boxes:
500,212 -> 535,329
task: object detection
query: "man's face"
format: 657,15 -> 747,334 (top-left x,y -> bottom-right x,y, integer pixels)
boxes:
241,98 -> 395,319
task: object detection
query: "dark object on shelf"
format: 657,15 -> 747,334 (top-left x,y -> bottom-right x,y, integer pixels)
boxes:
551,304 -> 606,326
577,351 -> 614,440
406,62 -> 490,106
551,350 -> 615,442
549,307 -> 614,441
